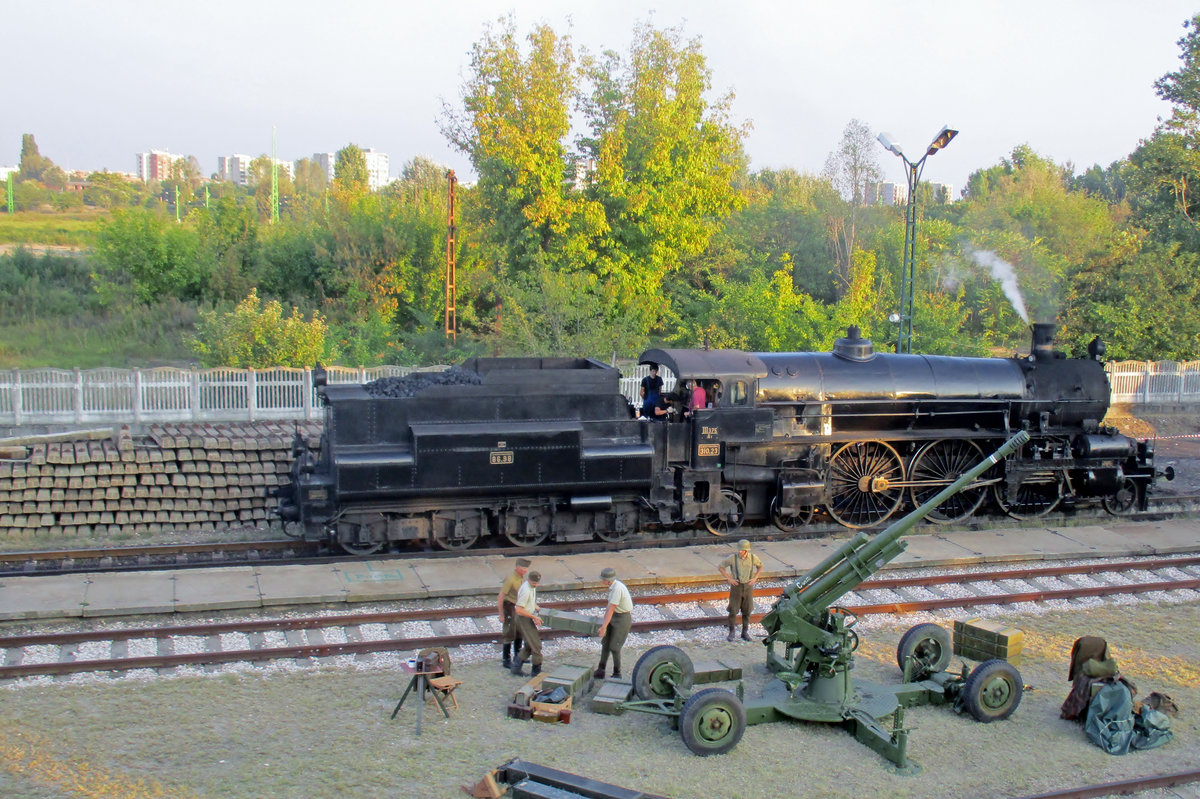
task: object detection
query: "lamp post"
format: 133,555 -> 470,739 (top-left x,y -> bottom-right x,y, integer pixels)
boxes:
876,125 -> 957,354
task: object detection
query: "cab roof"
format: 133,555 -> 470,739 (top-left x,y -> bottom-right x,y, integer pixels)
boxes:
638,348 -> 768,383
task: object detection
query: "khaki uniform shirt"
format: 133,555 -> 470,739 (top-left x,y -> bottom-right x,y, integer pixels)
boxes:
501,571 -> 523,603
607,579 -> 634,614
516,580 -> 538,614
721,552 -> 763,584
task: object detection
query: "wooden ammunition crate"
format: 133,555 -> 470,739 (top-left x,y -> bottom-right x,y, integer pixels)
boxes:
590,678 -> 633,715
953,618 -> 1024,664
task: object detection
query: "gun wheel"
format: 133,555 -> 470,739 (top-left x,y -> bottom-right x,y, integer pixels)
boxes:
826,441 -> 904,528
896,622 -> 951,680
679,688 -> 746,756
907,439 -> 987,523
632,645 -> 694,700
962,659 -> 1023,722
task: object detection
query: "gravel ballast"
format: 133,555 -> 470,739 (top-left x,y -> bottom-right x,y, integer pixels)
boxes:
2,599 -> 1199,799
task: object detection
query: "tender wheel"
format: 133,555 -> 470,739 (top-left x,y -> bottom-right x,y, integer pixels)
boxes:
432,512 -> 481,550
502,513 -> 549,547
907,439 -> 987,523
679,688 -> 746,756
826,440 -> 904,528
632,645 -> 695,700
993,479 -> 1062,520
771,494 -> 813,533
703,488 -> 745,536
336,517 -> 386,555
1102,476 -> 1141,515
896,622 -> 952,680
962,659 -> 1023,722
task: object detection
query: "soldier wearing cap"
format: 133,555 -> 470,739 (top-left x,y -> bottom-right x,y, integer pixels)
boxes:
511,569 -> 543,677
497,557 -> 530,669
719,539 -> 763,641
595,567 -> 633,679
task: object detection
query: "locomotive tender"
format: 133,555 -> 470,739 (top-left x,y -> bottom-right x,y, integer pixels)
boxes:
275,323 -> 1165,553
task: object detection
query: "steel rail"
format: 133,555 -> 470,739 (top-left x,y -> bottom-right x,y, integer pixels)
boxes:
2,568 -> 1197,680
1012,769 -> 1200,799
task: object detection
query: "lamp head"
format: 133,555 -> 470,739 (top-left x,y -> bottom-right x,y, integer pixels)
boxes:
877,132 -> 904,158
926,125 -> 958,156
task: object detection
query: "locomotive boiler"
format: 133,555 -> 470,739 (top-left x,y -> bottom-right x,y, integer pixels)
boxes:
275,324 -> 1165,553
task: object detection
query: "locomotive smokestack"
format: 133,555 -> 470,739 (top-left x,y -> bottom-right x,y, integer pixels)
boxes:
1031,323 -> 1056,360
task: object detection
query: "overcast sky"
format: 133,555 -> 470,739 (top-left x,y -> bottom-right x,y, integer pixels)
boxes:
7,1 -> 1196,194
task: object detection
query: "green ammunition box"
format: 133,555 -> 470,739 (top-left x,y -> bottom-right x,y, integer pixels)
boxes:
590,678 -> 633,715
540,608 -> 603,636
692,659 -> 744,684
953,618 -> 1025,663
541,664 -> 594,698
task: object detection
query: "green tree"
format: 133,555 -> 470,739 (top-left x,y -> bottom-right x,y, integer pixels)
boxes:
293,157 -> 328,196
191,288 -> 329,367
823,118 -> 882,287
93,208 -> 207,303
18,134 -> 49,181
333,144 -> 369,199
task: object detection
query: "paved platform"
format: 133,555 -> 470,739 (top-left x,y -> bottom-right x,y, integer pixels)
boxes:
1,519 -> 1198,622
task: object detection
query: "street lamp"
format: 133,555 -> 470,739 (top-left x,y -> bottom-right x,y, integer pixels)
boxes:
876,125 -> 958,354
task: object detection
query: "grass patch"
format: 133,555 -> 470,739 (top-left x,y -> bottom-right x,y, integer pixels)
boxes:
0,303 -> 200,369
0,211 -> 105,247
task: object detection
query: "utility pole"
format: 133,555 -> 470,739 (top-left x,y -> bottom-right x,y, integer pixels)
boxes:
205,184 -> 210,209
445,170 -> 457,341
174,185 -> 180,222
6,172 -> 12,214
271,127 -> 280,224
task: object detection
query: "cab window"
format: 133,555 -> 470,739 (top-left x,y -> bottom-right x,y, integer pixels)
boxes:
730,380 -> 748,406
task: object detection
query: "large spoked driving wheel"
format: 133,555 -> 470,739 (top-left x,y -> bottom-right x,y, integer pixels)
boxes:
703,488 -> 745,536
907,439 -> 987,523
632,645 -> 695,701
1102,476 -> 1141,515
679,688 -> 746,756
994,478 -> 1061,520
826,441 -> 904,528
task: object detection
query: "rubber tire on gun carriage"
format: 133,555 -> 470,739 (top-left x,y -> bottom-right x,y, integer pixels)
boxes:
631,645 -> 695,701
961,659 -> 1023,722
895,622 -> 952,681
678,688 -> 747,756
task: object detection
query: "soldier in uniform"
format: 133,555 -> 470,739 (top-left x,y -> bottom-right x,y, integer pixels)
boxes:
719,539 -> 763,641
595,566 -> 633,680
511,570 -> 543,677
497,557 -> 530,669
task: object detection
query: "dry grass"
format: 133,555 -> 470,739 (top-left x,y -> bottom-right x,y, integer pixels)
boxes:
2,600 -> 1198,799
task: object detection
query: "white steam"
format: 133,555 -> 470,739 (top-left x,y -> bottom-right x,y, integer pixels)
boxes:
968,249 -> 1028,323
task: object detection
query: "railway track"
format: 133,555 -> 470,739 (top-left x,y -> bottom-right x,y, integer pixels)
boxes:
3,493 -> 1199,577
4,555 -> 1198,682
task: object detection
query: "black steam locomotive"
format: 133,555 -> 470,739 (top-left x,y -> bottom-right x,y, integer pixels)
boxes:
275,324 -> 1167,553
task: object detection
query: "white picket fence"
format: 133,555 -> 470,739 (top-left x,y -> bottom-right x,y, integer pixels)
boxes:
0,360 -> 1194,426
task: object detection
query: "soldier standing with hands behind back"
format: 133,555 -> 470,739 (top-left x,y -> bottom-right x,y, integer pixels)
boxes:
497,557 -> 529,669
719,539 -> 763,641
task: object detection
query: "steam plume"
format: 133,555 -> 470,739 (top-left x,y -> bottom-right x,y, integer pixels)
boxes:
968,249 -> 1028,323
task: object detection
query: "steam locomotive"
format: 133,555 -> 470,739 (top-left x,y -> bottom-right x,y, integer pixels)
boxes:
274,324 -> 1168,553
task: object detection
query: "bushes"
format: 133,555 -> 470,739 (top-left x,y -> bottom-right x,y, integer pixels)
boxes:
191,289 -> 330,368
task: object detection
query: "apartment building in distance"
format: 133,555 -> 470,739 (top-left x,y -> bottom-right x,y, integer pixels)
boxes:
313,148 -> 390,191
217,154 -> 295,186
864,180 -> 956,206
135,150 -> 184,183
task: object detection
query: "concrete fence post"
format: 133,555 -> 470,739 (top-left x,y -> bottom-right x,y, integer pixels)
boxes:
134,369 -> 144,424
1142,363 -> 1151,405
73,367 -> 83,424
247,370 -> 258,422
190,370 -> 201,422
11,369 -> 21,426
302,369 -> 313,420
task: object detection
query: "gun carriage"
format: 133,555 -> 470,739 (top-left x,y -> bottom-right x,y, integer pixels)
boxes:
619,432 -> 1030,772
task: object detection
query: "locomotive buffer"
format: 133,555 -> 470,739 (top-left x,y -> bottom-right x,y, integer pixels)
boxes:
619,431 -> 1031,773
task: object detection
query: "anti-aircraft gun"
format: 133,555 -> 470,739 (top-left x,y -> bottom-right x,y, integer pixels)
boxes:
621,431 -> 1030,772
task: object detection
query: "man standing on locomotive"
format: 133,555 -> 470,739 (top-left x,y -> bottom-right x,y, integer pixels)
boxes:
719,539 -> 763,641
498,557 -> 530,669
595,567 -> 633,680
511,570 -> 544,677
639,363 -> 663,418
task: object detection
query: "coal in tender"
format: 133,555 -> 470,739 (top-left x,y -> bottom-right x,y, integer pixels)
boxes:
364,366 -> 483,398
